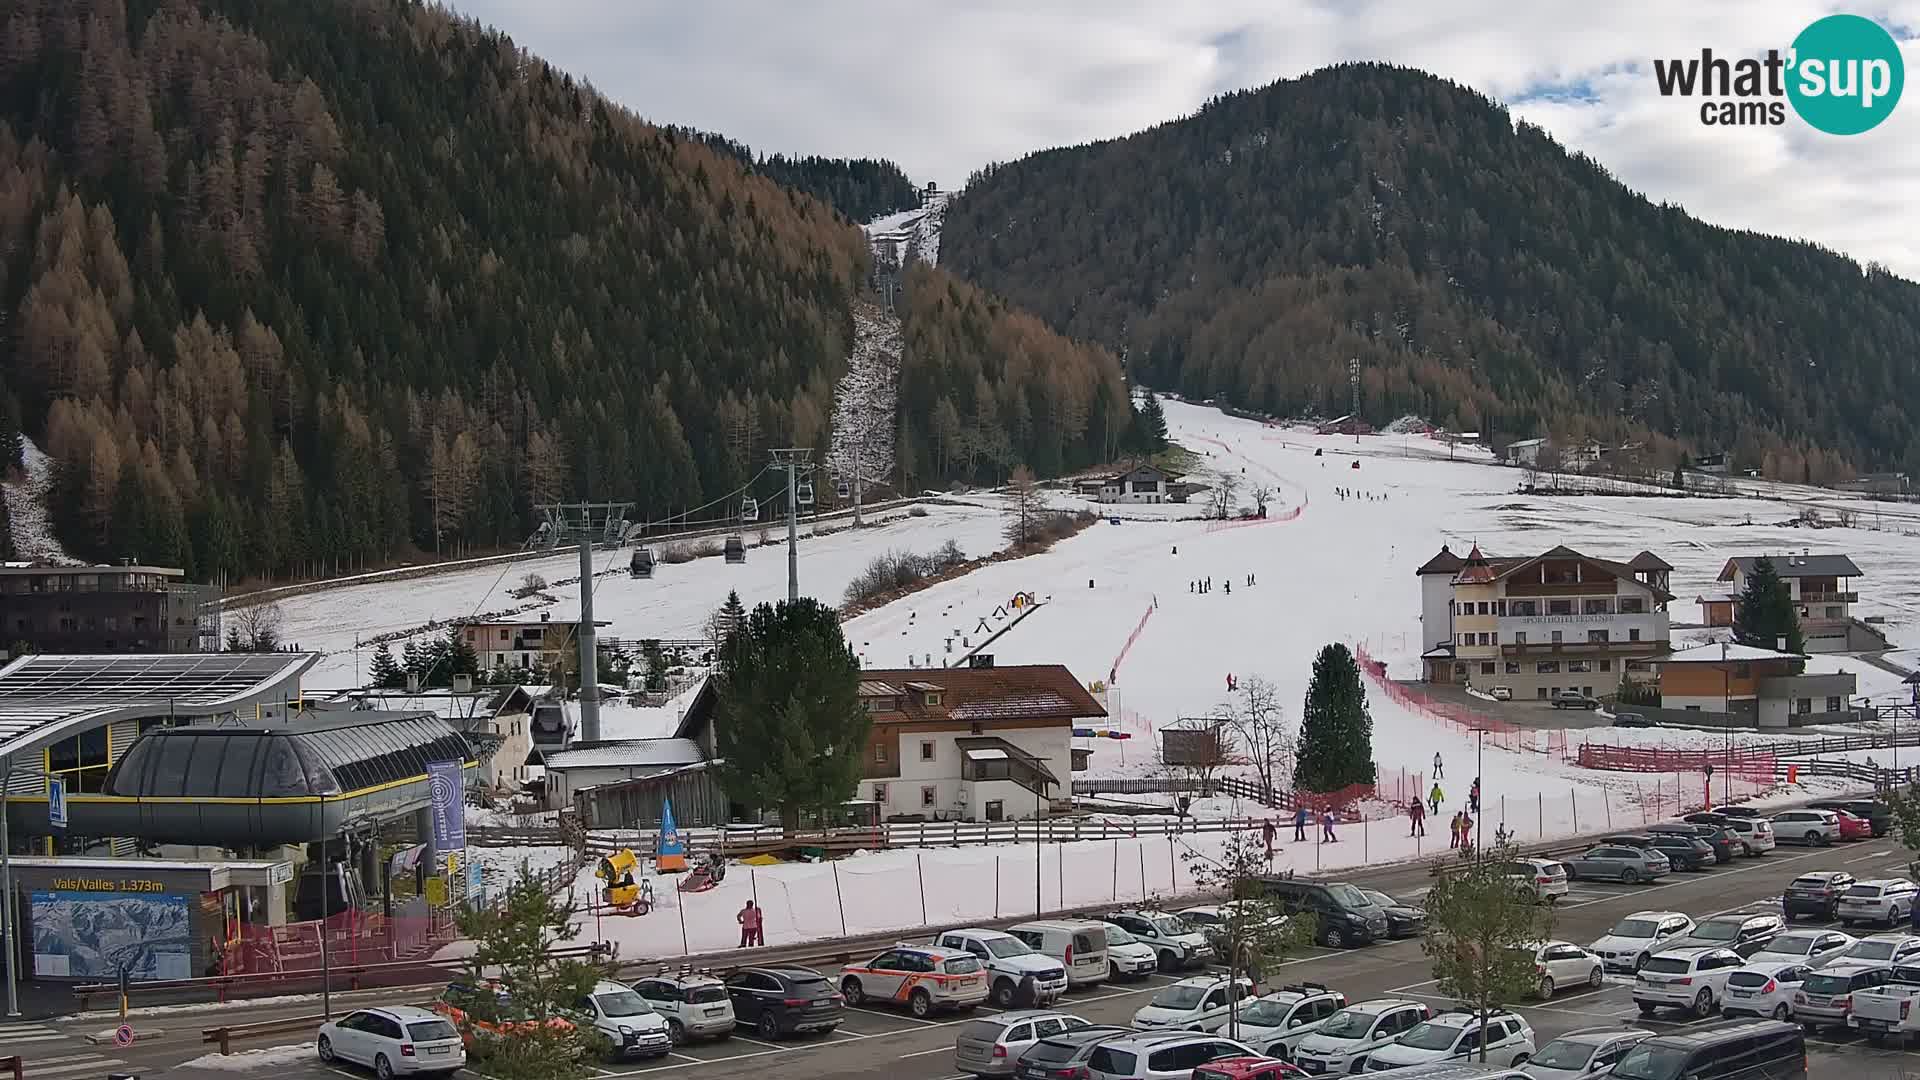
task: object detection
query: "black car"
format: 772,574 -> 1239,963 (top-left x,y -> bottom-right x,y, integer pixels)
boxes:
1256,877 -> 1389,948
1612,711 -> 1654,728
1710,805 -> 1766,820
1647,822 -> 1736,864
1782,871 -> 1856,921
1360,888 -> 1427,938
1613,1018 -> 1805,1080
1641,833 -> 1716,870
723,964 -> 844,1039
1808,798 -> 1893,838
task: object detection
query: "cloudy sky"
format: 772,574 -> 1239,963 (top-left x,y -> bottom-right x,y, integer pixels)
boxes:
456,2 -> 1920,278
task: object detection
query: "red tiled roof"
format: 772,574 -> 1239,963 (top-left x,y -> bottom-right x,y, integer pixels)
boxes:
861,664 -> 1106,724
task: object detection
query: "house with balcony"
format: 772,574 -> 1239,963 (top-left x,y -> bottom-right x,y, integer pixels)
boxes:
1705,554 -> 1885,652
1656,642 -> 1859,728
1094,462 -> 1182,504
456,613 -> 609,672
0,563 -> 217,654
1418,544 -> 1672,699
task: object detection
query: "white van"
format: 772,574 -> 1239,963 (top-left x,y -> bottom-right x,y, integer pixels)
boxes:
1006,919 -> 1110,988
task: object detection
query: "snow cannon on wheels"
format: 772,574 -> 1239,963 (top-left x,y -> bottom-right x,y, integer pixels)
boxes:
596,849 -> 654,916
1351,459 -> 1360,469
676,851 -> 728,894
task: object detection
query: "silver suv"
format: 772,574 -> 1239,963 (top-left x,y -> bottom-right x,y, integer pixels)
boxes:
1837,879 -> 1920,929
1014,1030 -> 1257,1080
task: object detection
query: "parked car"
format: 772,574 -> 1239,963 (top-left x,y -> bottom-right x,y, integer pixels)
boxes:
1611,712 -> 1654,728
1588,910 -> 1695,973
954,1010 -> 1092,1077
1131,975 -> 1254,1032
1745,930 -> 1855,970
1770,809 -> 1842,847
1846,962 -> 1920,1045
1520,941 -> 1605,998
1783,871 -> 1856,921
1092,922 -> 1161,983
1720,960 -> 1811,1021
1794,960 -> 1893,1033
1215,984 -> 1349,1060
1832,809 -> 1874,841
722,964 -> 844,1040
431,981 -> 576,1047
1836,933 -> 1920,968
1498,858 -> 1571,902
1006,919 -> 1113,988
571,980 -> 673,1059
1662,911 -> 1785,958
1683,811 -> 1779,856
1609,1019 -> 1805,1080
1519,1027 -> 1652,1078
1809,798 -> 1893,838
1489,686 -> 1514,701
1711,805 -> 1766,819
1178,902 -> 1291,963
1561,844 -> 1670,884
839,944 -> 989,1018
1193,1057 -> 1307,1080
1837,879 -> 1920,928
1634,947 -> 1746,1018
1359,889 -> 1426,938
319,1006 -> 466,1078
1647,822 -> 1736,863
1604,832 -> 1714,871
1015,1029 -> 1258,1080
1289,997 -> 1431,1075
1550,691 -> 1600,710
632,971 -> 737,1043
1360,1008 -> 1535,1071
1256,878 -> 1391,948
1100,910 -> 1213,971
936,928 -> 1071,1009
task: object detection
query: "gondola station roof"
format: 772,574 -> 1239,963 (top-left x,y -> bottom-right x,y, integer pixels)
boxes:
0,652 -> 316,759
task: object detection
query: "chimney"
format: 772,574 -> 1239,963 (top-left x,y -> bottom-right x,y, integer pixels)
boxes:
1776,636 -> 1787,652
540,612 -> 550,622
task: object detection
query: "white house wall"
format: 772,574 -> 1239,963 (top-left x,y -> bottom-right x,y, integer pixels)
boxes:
866,725 -> 1073,821
1419,575 -> 1454,651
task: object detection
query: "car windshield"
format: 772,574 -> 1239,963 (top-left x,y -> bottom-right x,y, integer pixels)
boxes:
1150,916 -> 1191,936
406,1020 -> 460,1042
1803,972 -> 1861,994
1529,1039 -> 1597,1069
595,990 -> 653,1017
1727,971 -> 1773,988
1362,890 -> 1398,908
1846,885 -> 1885,898
788,977 -> 833,997
942,957 -> 982,975
1850,940 -> 1900,960
984,937 -> 1033,958
1610,918 -> 1660,937
1691,922 -> 1741,941
1641,956 -> 1692,975
1326,884 -> 1372,908
1151,985 -> 1209,1010
1239,999 -> 1290,1026
1103,925 -> 1137,946
1397,1021 -> 1465,1050
1612,1044 -> 1688,1080
1765,934 -> 1820,955
1316,1009 -> 1373,1039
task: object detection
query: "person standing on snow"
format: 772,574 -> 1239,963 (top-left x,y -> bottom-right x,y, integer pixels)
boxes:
737,899 -> 764,947
1428,782 -> 1444,816
1321,809 -> 1338,843
1293,805 -> 1310,841
1432,752 -> 1444,780
1408,798 -> 1425,837
1469,777 -> 1481,815
1224,579 -> 1231,595
1262,818 -> 1277,860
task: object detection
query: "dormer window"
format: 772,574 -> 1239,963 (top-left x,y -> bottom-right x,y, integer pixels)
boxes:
924,692 -> 942,706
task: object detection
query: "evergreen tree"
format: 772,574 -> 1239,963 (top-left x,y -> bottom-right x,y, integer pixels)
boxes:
0,388 -> 20,473
640,640 -> 668,692
438,625 -> 480,686
712,597 -> 870,831
401,639 -> 425,682
1137,393 -> 1169,452
368,643 -> 403,689
1733,557 -> 1805,655
452,869 -> 603,1077
1295,643 -> 1377,792
719,590 -> 747,644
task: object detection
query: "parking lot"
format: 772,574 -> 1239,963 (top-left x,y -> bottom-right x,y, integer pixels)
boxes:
94,834 -> 1920,1079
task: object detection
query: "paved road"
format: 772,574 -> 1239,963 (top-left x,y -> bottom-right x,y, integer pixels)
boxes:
45,833 -> 1920,1079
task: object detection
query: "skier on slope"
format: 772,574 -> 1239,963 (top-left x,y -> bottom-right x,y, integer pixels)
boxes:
1432,752 -> 1444,780
1429,781 -> 1445,816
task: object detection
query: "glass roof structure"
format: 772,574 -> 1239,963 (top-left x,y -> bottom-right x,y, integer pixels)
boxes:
0,652 -> 316,758
105,713 -> 474,799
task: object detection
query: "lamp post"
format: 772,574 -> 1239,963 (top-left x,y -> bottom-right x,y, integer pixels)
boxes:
1721,641 -> 1731,806
0,759 -> 16,1018
1471,727 -> 1486,853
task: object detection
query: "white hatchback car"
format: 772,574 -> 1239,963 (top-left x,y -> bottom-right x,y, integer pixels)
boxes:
1502,858 -> 1571,903
1361,1009 -> 1535,1071
1098,923 -> 1162,982
1745,929 -> 1855,970
1289,997 -> 1430,1075
1720,960 -> 1810,1021
318,1005 -> 465,1078
1771,809 -> 1842,846
1131,975 -> 1253,1031
1633,947 -> 1745,1018
1588,911 -> 1694,973
1522,941 -> 1605,998
633,971 -> 738,1043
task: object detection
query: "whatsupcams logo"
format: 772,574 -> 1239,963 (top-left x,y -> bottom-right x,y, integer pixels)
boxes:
1654,13 -> 1905,133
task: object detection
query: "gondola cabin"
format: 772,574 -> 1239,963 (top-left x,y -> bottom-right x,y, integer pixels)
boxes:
629,547 -> 655,579
724,536 -> 746,564
740,496 -> 759,524
796,478 -> 815,508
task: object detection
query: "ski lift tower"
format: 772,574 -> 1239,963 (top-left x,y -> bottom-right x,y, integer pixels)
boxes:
533,501 -> 633,744
770,449 -> 816,602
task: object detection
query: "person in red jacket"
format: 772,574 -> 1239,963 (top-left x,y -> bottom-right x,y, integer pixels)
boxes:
1408,798 -> 1425,837
737,899 -> 764,947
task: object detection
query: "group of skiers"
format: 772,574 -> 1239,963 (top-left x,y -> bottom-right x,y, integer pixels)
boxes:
1259,806 -> 1343,858
1410,753 -> 1488,852
1334,487 -> 1387,502
1191,574 -> 1255,594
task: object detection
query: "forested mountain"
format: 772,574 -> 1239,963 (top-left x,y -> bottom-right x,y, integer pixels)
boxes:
674,128 -> 922,223
0,0 -> 1125,584
943,63 -> 1920,480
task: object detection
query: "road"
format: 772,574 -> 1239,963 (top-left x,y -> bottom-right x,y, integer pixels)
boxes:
30,832 -> 1920,1079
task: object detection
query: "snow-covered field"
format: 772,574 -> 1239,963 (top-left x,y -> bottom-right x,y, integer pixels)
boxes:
1,438 -> 78,564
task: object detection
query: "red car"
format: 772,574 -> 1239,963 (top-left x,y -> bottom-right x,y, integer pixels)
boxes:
1833,809 -> 1873,841
1193,1057 -> 1305,1080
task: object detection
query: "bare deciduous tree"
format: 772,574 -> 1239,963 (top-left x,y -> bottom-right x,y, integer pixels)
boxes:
1220,675 -> 1293,803
229,600 -> 284,652
1207,467 -> 1242,520
1156,718 -> 1234,799
1003,464 -> 1044,547
827,302 -> 901,525
1249,482 -> 1274,517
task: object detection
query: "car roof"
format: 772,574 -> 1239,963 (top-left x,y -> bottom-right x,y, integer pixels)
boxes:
367,1005 -> 442,1021
947,927 -> 1017,939
1035,1025 -> 1135,1048
1636,1018 -> 1799,1048
1814,960 -> 1888,973
1170,973 -> 1248,989
1548,1027 -> 1649,1046
640,970 -> 724,984
1855,932 -> 1920,942
979,1008 -> 1082,1024
1014,918 -> 1105,930
736,964 -> 826,979
1656,946 -> 1732,959
1334,997 -> 1424,1015
1792,871 -> 1853,881
1735,959 -> 1809,973
1852,878 -> 1910,887
887,944 -> 972,960
1621,909 -> 1688,921
1100,1030 -> 1232,1048
1700,910 -> 1775,923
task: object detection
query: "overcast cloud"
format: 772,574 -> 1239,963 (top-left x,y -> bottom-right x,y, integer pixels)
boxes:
454,2 -> 1920,278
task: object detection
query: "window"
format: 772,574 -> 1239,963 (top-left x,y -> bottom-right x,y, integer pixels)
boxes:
1797,698 -> 1813,714
1480,662 -> 1496,675
874,743 -> 889,764
1515,632 -> 1527,645
919,741 -> 935,761
1548,600 -> 1573,615
1490,632 -> 1499,645
1827,696 -> 1842,712
1588,629 -> 1610,643
1686,704 -> 1701,711
1454,663 -> 1466,676
1458,633 -> 1469,646
1505,662 -> 1521,674
873,783 -> 888,802
1536,661 -> 1560,674
1599,659 -> 1612,672
499,628 -> 509,641
1495,601 -> 1507,616
1477,633 -> 1490,646
925,692 -> 942,706
1584,599 -> 1612,614
1568,660 -> 1591,673
1477,602 -> 1489,615
1619,597 -> 1645,614
1511,600 -> 1538,616
921,785 -> 938,807
1825,606 -> 1841,619
1551,630 -> 1563,643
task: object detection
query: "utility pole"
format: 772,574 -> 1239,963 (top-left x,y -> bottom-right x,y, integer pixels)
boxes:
771,449 -> 815,602
1348,358 -> 1360,446
578,537 -> 600,743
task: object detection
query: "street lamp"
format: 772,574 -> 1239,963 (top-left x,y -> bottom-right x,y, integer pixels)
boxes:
1470,727 -> 1486,852
1721,640 -> 1731,807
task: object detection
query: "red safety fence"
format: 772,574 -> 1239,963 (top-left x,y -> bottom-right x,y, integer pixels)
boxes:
220,904 -> 453,976
1108,597 -> 1158,684
1202,505 -> 1303,532
1354,644 -> 1559,753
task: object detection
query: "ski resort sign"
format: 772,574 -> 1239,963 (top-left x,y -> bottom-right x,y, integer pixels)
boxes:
1653,13 -> 1904,134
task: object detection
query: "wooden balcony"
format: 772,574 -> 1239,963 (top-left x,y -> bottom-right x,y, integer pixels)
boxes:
1501,640 -> 1668,657
1503,581 -> 1617,597
1798,591 -> 1858,605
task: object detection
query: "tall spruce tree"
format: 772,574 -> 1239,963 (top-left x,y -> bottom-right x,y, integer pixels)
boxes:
368,643 -> 403,689
1733,556 -> 1805,655
713,597 -> 870,831
438,625 -> 480,686
1295,643 -> 1377,792
1137,393 -> 1169,452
